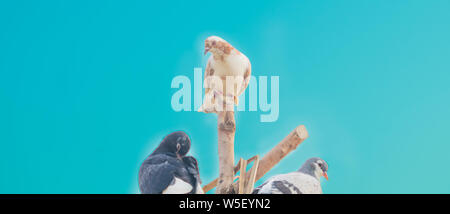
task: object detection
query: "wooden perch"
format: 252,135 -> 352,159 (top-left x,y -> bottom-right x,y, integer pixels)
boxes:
203,155 -> 259,193
252,125 -> 308,182
238,158 -> 247,194
229,125 -> 308,193
237,155 -> 260,194
215,111 -> 236,194
203,125 -> 309,194
244,155 -> 259,194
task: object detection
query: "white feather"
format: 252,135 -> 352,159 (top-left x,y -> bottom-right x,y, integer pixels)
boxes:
162,177 -> 193,194
195,183 -> 205,194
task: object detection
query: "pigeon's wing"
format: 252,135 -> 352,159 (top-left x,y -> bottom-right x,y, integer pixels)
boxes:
256,177 -> 289,194
255,173 -> 315,194
237,60 -> 251,97
274,172 -> 321,194
270,180 -> 303,194
182,156 -> 201,183
288,173 -> 322,194
139,155 -> 176,194
182,156 -> 204,194
204,59 -> 214,95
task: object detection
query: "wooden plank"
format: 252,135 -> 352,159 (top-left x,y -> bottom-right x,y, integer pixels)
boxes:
202,156 -> 258,193
244,155 -> 260,194
238,158 -> 247,194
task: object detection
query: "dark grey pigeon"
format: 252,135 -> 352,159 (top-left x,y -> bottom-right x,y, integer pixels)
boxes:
253,157 -> 328,194
138,131 -> 203,194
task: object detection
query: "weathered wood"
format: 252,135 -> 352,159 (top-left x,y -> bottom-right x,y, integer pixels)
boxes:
203,156 -> 259,193
203,126 -> 308,194
244,155 -> 260,194
229,125 -> 309,193
254,125 -> 308,182
215,111 -> 236,194
238,158 -> 247,194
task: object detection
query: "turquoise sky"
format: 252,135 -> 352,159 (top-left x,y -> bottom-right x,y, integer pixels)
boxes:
1,1 -> 450,193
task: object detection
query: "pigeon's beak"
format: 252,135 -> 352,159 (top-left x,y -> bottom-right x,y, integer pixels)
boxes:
204,47 -> 210,55
323,172 -> 329,181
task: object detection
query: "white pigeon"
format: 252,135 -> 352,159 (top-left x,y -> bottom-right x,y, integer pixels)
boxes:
253,157 -> 329,194
198,36 -> 252,113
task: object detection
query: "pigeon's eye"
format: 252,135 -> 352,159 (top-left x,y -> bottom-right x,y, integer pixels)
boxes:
318,163 -> 323,168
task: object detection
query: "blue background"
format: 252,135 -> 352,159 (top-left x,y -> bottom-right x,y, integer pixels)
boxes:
1,1 -> 450,193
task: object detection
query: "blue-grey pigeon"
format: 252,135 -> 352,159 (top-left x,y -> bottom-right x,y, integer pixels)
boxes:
253,157 -> 328,194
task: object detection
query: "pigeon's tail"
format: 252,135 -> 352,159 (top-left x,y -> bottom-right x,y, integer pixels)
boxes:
198,90 -> 217,113
198,102 -> 217,113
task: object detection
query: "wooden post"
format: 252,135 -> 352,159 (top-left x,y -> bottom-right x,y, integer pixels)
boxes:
215,111 -> 236,194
